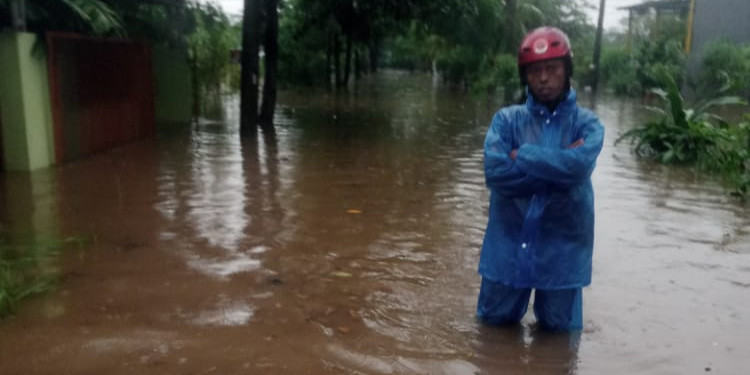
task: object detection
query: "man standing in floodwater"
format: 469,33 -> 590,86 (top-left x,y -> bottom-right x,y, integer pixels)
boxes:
477,27 -> 605,331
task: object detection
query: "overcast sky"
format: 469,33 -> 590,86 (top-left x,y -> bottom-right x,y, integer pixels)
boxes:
207,0 -> 644,31
209,0 -> 243,16
585,0 -> 643,30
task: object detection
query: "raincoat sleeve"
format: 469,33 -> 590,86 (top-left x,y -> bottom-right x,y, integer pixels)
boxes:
514,110 -> 604,188
484,111 -> 546,196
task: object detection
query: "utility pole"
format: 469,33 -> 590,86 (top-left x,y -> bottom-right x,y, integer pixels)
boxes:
591,0 -> 606,97
505,0 -> 517,53
240,0 -> 260,136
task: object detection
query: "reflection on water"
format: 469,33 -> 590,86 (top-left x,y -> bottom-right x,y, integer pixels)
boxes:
473,325 -> 581,374
326,342 -> 481,375
0,71 -> 748,375
189,295 -> 255,326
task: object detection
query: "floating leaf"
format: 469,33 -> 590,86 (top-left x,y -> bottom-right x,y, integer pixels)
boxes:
346,209 -> 362,214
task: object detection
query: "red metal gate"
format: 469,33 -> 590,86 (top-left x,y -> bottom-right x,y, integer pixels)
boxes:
46,33 -> 154,163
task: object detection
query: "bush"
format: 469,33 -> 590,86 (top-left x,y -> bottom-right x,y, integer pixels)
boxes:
278,42 -> 328,86
435,44 -> 481,89
633,38 -> 686,94
185,3 -> 238,114
616,71 -> 749,197
600,38 -> 685,97
0,236 -> 88,319
600,47 -> 639,95
698,40 -> 750,99
471,53 -> 519,102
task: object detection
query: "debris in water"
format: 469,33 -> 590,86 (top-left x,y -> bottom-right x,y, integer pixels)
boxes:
332,271 -> 353,278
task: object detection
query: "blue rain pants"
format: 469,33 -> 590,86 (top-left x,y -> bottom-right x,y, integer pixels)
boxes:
477,277 -> 582,332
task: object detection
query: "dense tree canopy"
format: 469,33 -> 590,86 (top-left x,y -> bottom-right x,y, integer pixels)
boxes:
277,0 -> 596,94
0,0 -> 197,43
0,0 -> 597,94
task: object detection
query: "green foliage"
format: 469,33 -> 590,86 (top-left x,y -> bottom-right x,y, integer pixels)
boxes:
430,0 -> 501,88
277,0 -> 594,92
0,1 -> 198,44
103,1 -> 194,48
185,2 -> 239,113
56,0 -> 123,35
382,0 -> 501,86
472,53 -> 520,102
734,115 -> 750,195
384,23 -> 441,71
277,1 -> 329,86
598,6 -> 691,97
0,0 -> 125,36
430,0 -> 594,92
627,7 -> 686,44
617,72 -> 750,197
277,0 -> 445,86
698,39 -> 750,99
600,47 -> 639,95
436,44 -> 482,87
600,37 -> 686,97
633,37 -> 686,93
705,118 -> 750,197
0,236 -> 88,319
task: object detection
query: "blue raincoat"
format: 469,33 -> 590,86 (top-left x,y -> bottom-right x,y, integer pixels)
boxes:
479,89 -> 604,289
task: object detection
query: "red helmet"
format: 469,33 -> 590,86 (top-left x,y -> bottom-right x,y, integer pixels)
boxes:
518,27 -> 572,67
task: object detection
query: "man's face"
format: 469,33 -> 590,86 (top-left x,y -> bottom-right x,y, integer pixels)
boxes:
525,58 -> 566,103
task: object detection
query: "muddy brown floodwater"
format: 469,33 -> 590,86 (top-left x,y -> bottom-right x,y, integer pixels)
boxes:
0,71 -> 748,375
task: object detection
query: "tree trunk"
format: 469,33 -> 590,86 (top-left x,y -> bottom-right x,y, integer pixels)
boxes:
240,0 -> 261,136
343,33 -> 352,88
354,48 -> 361,80
190,46 -> 201,118
431,59 -> 438,86
591,0 -> 607,97
334,34 -> 341,88
504,0 -> 517,53
259,0 -> 278,127
326,32 -> 332,88
368,40 -> 378,73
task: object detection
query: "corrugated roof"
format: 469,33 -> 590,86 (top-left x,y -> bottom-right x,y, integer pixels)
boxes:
618,0 -> 691,12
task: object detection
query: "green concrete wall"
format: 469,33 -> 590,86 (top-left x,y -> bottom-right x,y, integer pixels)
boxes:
3,169 -> 60,246
0,32 -> 55,171
153,47 -> 193,129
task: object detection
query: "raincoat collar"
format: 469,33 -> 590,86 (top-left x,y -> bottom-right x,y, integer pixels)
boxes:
525,88 -> 577,116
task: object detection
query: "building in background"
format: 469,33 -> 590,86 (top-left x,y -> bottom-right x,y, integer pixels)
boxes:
621,0 -> 750,78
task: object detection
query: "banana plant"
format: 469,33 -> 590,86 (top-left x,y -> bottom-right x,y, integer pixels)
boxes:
617,70 -> 746,164
0,0 -> 124,36
617,69 -> 750,197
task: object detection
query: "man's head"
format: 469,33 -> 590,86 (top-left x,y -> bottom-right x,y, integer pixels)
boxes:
518,27 -> 573,104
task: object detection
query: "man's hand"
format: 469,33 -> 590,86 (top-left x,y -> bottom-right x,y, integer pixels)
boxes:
568,138 -> 584,149
509,149 -> 518,160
